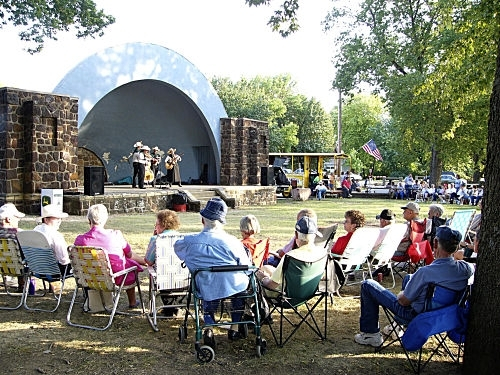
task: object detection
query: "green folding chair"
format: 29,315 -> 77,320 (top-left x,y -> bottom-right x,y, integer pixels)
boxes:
263,253 -> 328,347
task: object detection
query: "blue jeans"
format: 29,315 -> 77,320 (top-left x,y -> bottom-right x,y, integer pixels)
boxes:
359,279 -> 416,333
203,298 -> 244,325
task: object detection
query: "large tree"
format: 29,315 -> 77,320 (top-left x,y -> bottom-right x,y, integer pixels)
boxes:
0,0 -> 115,53
249,0 -> 499,371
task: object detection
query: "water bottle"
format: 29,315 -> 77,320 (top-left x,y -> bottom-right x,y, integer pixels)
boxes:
28,278 -> 36,295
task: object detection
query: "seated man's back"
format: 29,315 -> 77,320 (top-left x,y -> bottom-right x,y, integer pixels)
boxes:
174,198 -> 251,302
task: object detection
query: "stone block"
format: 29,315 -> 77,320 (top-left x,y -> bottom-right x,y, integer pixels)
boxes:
292,188 -> 311,201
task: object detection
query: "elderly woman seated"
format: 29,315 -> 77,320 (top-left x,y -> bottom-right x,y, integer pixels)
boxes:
74,204 -> 146,308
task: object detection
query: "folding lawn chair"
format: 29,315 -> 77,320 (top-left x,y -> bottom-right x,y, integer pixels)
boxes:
368,223 -> 408,289
448,210 -> 475,243
263,253 -> 328,348
251,237 -> 270,267
377,282 -> 468,374
0,228 -> 28,310
146,232 -> 192,332
66,245 -> 146,331
334,227 -> 380,288
17,230 -> 73,312
179,265 -> 266,363
392,220 -> 432,279
314,223 -> 338,250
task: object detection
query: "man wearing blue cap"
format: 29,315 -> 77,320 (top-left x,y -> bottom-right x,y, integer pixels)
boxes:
256,215 -> 326,291
354,225 -> 474,347
174,197 -> 252,340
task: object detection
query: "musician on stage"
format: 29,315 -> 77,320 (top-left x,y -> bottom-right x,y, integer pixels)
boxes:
131,141 -> 143,188
150,146 -> 162,188
138,145 -> 151,189
165,148 -> 182,187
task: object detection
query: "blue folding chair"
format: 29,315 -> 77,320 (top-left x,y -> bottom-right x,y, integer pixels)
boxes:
377,283 -> 467,373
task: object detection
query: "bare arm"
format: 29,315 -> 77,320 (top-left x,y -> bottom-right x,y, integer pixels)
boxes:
397,291 -> 411,306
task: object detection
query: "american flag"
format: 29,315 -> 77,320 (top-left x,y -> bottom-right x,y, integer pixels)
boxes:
362,139 -> 383,161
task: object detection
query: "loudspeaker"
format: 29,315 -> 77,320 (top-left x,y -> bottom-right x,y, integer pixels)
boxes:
261,166 -> 275,186
84,166 -> 105,196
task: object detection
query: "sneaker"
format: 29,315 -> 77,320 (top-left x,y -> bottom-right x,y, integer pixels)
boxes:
354,332 -> 383,347
382,323 -> 403,339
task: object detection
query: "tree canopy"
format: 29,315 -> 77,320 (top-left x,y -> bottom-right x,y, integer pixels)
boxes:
1,0 -> 115,53
211,74 -> 334,153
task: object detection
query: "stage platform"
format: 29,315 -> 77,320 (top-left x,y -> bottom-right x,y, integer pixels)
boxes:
62,184 -> 277,216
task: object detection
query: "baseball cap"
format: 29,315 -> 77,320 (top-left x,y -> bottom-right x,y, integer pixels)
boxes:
436,226 -> 462,244
200,197 -> 227,224
0,203 -> 26,220
376,209 -> 395,220
295,216 -> 322,236
401,202 -> 420,213
41,204 -> 69,219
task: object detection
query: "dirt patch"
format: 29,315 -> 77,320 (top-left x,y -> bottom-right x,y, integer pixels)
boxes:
0,279 -> 462,375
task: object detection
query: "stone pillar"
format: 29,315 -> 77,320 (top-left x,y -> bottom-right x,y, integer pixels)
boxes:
0,87 -> 79,213
220,118 -> 269,186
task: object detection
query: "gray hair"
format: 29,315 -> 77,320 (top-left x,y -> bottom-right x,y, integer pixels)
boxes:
202,217 -> 223,230
240,214 -> 261,234
297,232 -> 316,243
87,204 -> 109,226
429,203 -> 444,217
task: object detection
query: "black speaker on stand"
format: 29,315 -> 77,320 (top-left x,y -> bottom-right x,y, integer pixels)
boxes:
84,166 -> 105,196
261,166 -> 275,186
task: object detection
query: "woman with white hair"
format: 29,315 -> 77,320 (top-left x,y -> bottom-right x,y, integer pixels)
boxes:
424,203 -> 446,245
74,204 -> 146,308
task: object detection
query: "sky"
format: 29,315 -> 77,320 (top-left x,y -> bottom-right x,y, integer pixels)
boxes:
1,0 -> 343,110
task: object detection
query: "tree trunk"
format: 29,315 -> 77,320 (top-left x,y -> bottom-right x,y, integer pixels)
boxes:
462,38 -> 500,373
429,144 -> 442,186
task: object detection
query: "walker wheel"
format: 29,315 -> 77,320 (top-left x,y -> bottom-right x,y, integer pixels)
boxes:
197,345 -> 215,363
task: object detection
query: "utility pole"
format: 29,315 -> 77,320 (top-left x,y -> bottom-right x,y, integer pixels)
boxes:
336,88 -> 343,178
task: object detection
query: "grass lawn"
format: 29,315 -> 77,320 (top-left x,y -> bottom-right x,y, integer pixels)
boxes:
1,197 -> 473,375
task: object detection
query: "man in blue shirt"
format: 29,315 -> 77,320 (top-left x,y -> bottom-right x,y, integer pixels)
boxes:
354,226 -> 474,347
174,197 -> 252,340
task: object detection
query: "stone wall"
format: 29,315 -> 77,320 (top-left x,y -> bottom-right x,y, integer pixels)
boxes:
77,147 -> 107,186
220,118 -> 269,186
0,87 -> 79,213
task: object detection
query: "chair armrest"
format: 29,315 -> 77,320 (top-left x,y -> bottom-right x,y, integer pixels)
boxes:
112,265 -> 138,278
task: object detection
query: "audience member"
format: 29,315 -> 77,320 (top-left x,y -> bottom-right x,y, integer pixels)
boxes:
391,202 -> 424,261
341,176 -> 352,198
0,203 -> 26,289
331,210 -> 366,256
354,226 -> 474,347
457,183 -> 470,205
34,204 -> 72,283
240,214 -> 264,262
74,204 -> 146,308
256,216 -> 326,293
471,186 -> 483,205
371,209 -> 396,255
174,197 -> 252,340
424,203 -> 446,245
266,208 -> 318,266
314,180 -> 328,200
370,209 -> 396,277
144,209 -> 181,266
404,173 -> 414,199
393,182 -> 405,200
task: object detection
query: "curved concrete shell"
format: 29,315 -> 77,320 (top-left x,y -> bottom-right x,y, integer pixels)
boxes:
53,43 -> 227,184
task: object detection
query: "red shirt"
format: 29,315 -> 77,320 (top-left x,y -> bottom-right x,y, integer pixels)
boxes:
331,231 -> 354,255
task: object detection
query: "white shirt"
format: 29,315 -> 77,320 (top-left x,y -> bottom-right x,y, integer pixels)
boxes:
34,223 -> 70,265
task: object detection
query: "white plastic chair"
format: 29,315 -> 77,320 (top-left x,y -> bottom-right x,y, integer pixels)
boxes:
333,227 -> 380,287
368,224 -> 408,288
